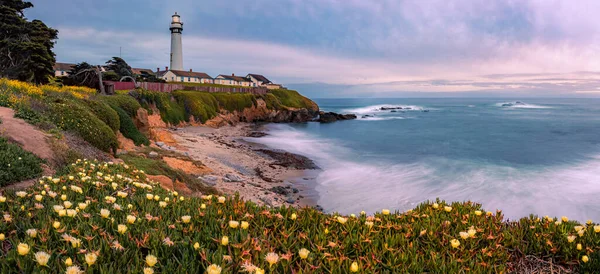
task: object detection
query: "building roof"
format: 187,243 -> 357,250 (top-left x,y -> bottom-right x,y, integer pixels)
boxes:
217,74 -> 251,82
247,74 -> 271,84
53,62 -> 75,71
170,70 -> 212,79
132,68 -> 155,75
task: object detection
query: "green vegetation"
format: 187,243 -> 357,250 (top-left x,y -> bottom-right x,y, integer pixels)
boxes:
82,99 -> 120,132
174,82 -> 250,89
98,94 -> 142,117
268,89 -> 317,110
111,106 -> 149,146
0,159 -> 598,273
0,136 -> 43,186
44,99 -> 119,153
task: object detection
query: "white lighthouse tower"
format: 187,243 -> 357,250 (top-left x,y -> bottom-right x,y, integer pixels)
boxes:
169,12 -> 183,71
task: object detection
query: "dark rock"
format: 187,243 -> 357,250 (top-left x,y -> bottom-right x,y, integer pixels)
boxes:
362,115 -> 374,118
270,186 -> 290,196
155,141 -> 165,147
390,110 -> 397,112
422,110 -> 429,112
286,196 -> 295,204
247,131 -> 268,138
292,188 -> 299,193
256,149 -> 319,169
224,173 -> 243,182
148,151 -> 159,158
317,111 -> 357,123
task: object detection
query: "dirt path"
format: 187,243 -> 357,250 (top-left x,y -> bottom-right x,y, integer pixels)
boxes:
0,107 -> 54,161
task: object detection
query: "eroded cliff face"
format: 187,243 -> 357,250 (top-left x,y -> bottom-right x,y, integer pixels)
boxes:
202,98 -> 319,128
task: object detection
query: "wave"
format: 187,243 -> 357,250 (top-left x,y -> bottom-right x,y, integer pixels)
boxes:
250,124 -> 600,221
495,101 -> 552,109
343,104 -> 425,114
357,117 -> 406,121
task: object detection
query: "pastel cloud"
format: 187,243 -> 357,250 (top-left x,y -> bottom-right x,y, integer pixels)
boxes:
26,0 -> 600,97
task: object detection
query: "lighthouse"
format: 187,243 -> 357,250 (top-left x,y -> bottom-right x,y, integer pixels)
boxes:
169,12 -> 183,71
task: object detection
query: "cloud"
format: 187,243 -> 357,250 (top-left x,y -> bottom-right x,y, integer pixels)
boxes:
29,0 -> 600,96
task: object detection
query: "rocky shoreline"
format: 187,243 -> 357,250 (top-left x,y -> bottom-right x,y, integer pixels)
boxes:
166,124 -> 322,209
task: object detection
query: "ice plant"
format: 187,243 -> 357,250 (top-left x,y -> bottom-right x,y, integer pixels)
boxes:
229,220 -> 239,228
181,215 -> 191,223
85,253 -> 98,266
206,264 -> 222,274
444,206 -> 452,212
26,228 -> 37,238
582,255 -> 589,263
118,224 -> 128,234
100,208 -> 110,218
65,257 -> 73,266
350,262 -> 359,272
221,236 -> 229,246
265,252 -> 279,267
65,266 -> 83,274
127,215 -> 137,224
146,254 -> 158,267
299,248 -> 310,259
337,216 -> 348,224
382,209 -> 390,215
450,239 -> 460,248
34,251 -> 51,266
218,196 -> 226,203
17,243 -> 29,255
143,268 -> 154,274
241,221 -> 249,229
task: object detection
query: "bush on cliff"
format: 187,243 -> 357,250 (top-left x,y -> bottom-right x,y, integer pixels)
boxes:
0,136 -> 43,186
0,159 -> 598,273
82,99 -> 120,132
99,94 -> 142,117
111,106 -> 149,146
268,89 -> 317,110
44,99 -> 119,153
172,91 -> 219,123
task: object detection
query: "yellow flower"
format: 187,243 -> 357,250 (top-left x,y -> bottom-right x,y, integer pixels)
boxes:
594,225 -> 600,233
63,201 -> 73,208
459,232 -> 469,240
100,209 -> 110,218
382,209 -> 390,215
350,261 -> 359,272
360,210 -> 366,215
324,228 -> 329,234
567,235 -> 576,243
561,216 -> 568,222
181,215 -> 191,223
117,224 -> 127,234
159,201 -> 167,208
127,215 -> 136,224
577,243 -> 582,250
337,216 -> 348,224
53,221 -> 61,229
35,251 -> 51,266
574,225 -> 583,232
201,204 -> 206,209
143,268 -> 154,274
0,196 -> 6,202
65,257 -> 73,266
241,221 -> 249,229
577,229 -> 585,237
468,228 -> 477,237
146,254 -> 158,267
265,252 -> 279,267
16,191 -> 27,198
432,203 -> 439,209
65,265 -> 83,274
474,210 -> 482,216
255,268 -> 265,274
582,255 -> 589,263
17,243 -> 30,255
206,264 -> 222,274
35,195 -> 43,201
350,214 -> 356,218
154,195 -> 160,201
61,194 -> 67,201
221,236 -> 229,246
450,239 -> 460,248
0,233 -> 4,240
486,211 -> 493,216
78,203 -> 87,210
218,196 -> 226,203
194,242 -> 200,250
26,228 -> 37,238
444,206 -> 452,212
290,213 -> 297,220
85,253 -> 97,266
71,238 -> 81,248
179,196 -> 184,201
299,248 -> 310,259
67,209 -> 77,217
146,194 -> 154,200
365,221 -> 374,228
117,191 -> 127,198
229,220 -> 239,228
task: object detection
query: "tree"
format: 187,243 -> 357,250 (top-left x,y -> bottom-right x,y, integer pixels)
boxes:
105,57 -> 132,79
0,0 -> 58,84
102,71 -> 119,81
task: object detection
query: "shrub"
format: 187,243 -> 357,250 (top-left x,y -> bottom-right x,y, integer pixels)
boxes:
111,105 -> 149,146
82,99 -> 120,132
138,89 -> 188,125
268,89 -> 318,110
0,137 -> 43,186
172,91 -> 219,123
98,94 -> 142,117
44,99 -> 118,153
211,92 -> 256,112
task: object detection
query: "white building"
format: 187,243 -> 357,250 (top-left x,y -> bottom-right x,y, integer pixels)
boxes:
53,62 -> 75,77
157,68 -> 213,83
169,12 -> 184,71
246,74 -> 272,87
214,74 -> 254,87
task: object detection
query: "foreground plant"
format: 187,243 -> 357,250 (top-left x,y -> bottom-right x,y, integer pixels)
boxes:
0,159 -> 599,273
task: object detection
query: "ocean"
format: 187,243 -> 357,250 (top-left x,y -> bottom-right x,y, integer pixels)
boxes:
249,98 -> 600,221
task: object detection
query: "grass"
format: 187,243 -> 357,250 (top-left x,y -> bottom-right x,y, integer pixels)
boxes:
0,159 -> 598,273
98,94 -> 142,118
173,82 -> 252,89
0,136 -> 43,186
111,106 -> 149,146
267,89 -> 318,111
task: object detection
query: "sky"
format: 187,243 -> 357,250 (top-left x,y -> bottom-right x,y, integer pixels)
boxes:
25,0 -> 600,98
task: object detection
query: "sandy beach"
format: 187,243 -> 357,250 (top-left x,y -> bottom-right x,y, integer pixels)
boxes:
168,124 -> 321,209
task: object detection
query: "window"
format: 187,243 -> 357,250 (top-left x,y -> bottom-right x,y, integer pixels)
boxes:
181,77 -> 184,82
188,77 -> 190,82
171,77 -> 174,81
61,71 -> 64,75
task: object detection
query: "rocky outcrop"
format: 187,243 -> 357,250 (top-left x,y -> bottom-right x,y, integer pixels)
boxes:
317,111 -> 357,123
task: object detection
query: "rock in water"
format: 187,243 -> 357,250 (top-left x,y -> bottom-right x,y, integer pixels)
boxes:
317,111 -> 357,123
